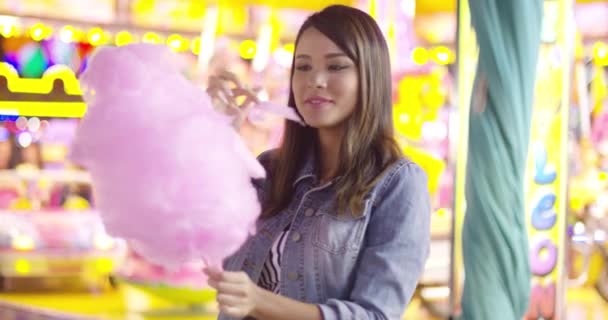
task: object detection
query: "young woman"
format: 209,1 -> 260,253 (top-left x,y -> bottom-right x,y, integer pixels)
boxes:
204,5 -> 430,320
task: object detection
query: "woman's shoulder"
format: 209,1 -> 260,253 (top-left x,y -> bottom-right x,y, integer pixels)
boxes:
373,157 -> 428,199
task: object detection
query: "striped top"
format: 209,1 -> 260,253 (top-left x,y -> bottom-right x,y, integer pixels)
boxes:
258,224 -> 291,293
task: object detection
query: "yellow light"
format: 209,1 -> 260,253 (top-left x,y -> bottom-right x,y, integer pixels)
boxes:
63,195 -> 90,210
399,113 -> 410,124
14,259 -> 31,275
115,31 -> 133,46
599,171 -> 608,182
191,36 -> 201,55
95,258 -> 114,273
30,23 -> 50,41
431,46 -> 453,65
60,25 -> 76,43
1,24 -> 18,38
239,40 -> 257,60
9,197 -> 33,210
142,32 -> 161,44
87,27 -> 107,46
570,196 -> 583,211
94,234 -> 114,251
411,47 -> 429,65
12,235 -> 34,251
593,42 -> 608,66
167,34 -> 188,52
436,208 -> 449,217
283,43 -> 295,54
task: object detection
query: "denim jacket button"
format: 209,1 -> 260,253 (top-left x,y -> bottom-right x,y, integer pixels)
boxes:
287,271 -> 299,281
304,208 -> 315,217
291,231 -> 301,242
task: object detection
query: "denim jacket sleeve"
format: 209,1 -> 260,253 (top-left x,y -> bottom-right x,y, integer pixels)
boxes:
317,160 -> 431,320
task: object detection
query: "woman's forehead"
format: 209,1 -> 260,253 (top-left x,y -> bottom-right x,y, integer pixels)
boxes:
295,28 -> 345,57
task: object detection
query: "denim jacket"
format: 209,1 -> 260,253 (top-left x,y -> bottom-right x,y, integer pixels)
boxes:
220,149 -> 431,320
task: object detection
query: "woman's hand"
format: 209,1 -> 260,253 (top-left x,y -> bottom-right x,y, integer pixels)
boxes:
204,266 -> 263,318
206,70 -> 260,128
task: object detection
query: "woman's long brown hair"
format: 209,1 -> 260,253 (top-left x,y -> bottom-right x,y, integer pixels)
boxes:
262,5 -> 402,218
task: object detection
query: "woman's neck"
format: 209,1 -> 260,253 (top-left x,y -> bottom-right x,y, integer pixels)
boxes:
316,127 -> 343,184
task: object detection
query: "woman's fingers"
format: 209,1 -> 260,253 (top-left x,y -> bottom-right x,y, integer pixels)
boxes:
217,293 -> 243,307
219,305 -> 246,317
218,70 -> 244,89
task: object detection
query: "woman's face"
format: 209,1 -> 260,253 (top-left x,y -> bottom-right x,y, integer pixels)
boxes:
291,27 -> 359,130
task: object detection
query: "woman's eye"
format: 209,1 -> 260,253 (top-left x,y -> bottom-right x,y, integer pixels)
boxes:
295,64 -> 312,71
328,65 -> 348,71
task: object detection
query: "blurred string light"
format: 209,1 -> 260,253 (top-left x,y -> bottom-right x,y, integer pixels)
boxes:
431,46 -> 454,65
239,40 -> 257,60
0,15 -> 20,38
14,259 -> 31,274
59,25 -> 77,43
435,208 -> 449,217
1,24 -> 18,38
573,221 -> 586,235
29,23 -> 52,41
142,32 -> 161,44
15,116 -> 28,130
87,27 -> 108,46
0,127 -> 9,141
409,46 -> 457,65
3,18 -> 448,62
411,47 -> 429,65
115,31 -> 134,46
27,117 -> 40,132
12,235 -> 34,251
17,131 -> 33,148
593,42 -> 608,66
167,34 -> 188,52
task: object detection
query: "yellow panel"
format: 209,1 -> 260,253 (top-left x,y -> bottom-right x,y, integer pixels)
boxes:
0,285 -> 217,319
416,0 -> 456,14
211,0 -> 355,11
415,0 -> 606,15
0,101 -> 86,118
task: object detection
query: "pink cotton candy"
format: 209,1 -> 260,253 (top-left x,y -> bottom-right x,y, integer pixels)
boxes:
70,43 -> 265,269
249,101 -> 305,126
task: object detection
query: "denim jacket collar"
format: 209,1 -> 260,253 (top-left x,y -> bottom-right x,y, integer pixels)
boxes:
292,147 -> 316,186
292,146 -> 344,188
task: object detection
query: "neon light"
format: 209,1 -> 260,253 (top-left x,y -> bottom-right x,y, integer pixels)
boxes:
0,62 -> 82,96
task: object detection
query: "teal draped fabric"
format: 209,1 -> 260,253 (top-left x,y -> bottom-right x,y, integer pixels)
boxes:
461,0 -> 543,319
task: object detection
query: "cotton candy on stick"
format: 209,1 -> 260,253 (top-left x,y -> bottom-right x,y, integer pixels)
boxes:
70,44 -> 265,269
